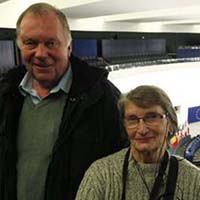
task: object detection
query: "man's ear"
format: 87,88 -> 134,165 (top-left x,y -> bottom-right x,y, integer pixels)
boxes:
67,42 -> 72,57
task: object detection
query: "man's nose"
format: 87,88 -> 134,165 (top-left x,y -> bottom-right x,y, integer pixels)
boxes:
35,44 -> 48,58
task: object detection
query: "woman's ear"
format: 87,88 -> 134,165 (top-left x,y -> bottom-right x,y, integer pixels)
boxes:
166,120 -> 173,139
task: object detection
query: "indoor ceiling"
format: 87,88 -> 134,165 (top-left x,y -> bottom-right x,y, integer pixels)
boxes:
62,0 -> 200,25
61,0 -> 200,33
1,0 -> 200,32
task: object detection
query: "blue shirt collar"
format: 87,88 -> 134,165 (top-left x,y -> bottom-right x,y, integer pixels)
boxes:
19,63 -> 72,104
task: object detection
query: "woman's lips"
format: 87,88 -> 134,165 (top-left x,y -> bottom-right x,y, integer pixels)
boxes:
135,136 -> 154,142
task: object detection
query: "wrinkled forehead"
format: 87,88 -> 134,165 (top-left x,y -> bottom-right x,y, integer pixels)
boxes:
19,12 -> 64,37
21,11 -> 58,24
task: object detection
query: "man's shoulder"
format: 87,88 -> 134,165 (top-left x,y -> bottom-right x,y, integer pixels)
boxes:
1,66 -> 25,82
70,55 -> 108,78
0,66 -> 25,93
70,55 -> 120,96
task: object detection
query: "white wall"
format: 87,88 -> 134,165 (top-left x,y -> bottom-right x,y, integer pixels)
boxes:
108,61 -> 200,136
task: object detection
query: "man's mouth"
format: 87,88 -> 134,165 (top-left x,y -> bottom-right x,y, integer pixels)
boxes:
34,63 -> 51,68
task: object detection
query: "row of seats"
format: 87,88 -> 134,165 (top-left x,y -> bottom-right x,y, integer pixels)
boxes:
104,57 -> 200,72
80,55 -> 200,71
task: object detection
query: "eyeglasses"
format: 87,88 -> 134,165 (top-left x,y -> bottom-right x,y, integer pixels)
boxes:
124,112 -> 167,129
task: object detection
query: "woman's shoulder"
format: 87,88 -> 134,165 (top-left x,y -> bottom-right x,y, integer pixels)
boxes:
96,148 -> 128,164
173,155 -> 200,177
175,155 -> 199,169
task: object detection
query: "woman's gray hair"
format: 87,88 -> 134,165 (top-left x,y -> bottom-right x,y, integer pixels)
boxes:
16,2 -> 72,46
118,85 -> 178,135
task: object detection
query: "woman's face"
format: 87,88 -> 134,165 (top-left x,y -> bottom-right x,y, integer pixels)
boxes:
124,101 -> 169,162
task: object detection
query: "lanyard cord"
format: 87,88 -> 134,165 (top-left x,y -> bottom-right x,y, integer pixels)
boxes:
121,148 -> 169,200
149,151 -> 168,200
121,148 -> 130,200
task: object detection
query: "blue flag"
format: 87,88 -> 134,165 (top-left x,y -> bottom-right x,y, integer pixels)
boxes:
188,106 -> 200,123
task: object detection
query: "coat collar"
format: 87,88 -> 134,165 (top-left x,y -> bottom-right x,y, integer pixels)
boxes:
69,55 -> 108,96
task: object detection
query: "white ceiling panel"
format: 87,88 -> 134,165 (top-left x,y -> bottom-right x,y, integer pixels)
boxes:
1,0 -> 200,32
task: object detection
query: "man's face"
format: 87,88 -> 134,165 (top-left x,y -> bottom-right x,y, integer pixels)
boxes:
124,101 -> 169,160
18,12 -> 71,89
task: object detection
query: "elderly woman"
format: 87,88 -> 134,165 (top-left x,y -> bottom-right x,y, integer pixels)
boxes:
75,85 -> 200,200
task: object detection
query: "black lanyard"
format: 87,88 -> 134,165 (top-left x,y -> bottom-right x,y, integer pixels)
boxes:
121,148 -> 178,200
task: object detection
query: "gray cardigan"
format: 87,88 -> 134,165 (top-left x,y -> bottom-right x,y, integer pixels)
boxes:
76,148 -> 200,200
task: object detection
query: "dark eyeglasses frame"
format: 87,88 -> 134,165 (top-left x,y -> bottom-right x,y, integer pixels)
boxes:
124,112 -> 167,129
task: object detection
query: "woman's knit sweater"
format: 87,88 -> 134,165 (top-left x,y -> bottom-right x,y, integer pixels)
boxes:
75,148 -> 200,200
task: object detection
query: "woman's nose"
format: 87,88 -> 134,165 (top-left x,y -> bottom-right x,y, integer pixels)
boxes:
137,119 -> 148,134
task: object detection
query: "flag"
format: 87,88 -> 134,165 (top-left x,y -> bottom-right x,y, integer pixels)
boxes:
188,106 -> 200,123
170,135 -> 178,149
